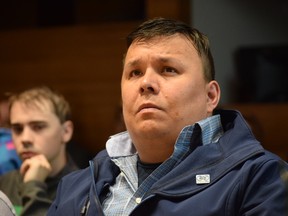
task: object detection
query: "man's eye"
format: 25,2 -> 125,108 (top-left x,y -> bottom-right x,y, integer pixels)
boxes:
130,70 -> 142,77
163,67 -> 177,73
32,124 -> 46,131
11,125 -> 23,135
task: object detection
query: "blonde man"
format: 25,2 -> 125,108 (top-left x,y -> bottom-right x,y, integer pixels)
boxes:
0,86 -> 78,216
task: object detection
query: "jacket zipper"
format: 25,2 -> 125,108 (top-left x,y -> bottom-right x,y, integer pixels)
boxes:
80,195 -> 90,216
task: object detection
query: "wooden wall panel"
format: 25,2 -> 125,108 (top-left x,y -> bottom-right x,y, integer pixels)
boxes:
145,0 -> 191,24
0,22 -> 139,155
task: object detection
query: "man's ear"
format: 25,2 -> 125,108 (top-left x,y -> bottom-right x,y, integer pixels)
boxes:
207,80 -> 221,113
61,120 -> 74,143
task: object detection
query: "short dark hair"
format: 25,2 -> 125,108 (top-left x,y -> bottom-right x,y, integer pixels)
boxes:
126,17 -> 215,81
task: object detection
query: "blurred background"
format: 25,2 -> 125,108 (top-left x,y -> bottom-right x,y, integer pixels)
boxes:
0,0 -> 287,166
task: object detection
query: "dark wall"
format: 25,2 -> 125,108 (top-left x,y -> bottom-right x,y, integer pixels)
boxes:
0,22 -> 137,155
0,1 -> 190,162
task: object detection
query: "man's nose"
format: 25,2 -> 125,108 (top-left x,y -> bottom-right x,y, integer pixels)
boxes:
139,70 -> 160,94
20,128 -> 33,148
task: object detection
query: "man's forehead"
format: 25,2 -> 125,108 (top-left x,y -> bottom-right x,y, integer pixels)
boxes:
13,99 -> 53,113
10,100 -> 57,123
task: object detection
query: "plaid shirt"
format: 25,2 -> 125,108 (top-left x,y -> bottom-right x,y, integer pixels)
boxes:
103,115 -> 223,215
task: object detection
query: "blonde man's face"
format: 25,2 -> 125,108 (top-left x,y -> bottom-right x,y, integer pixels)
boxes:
10,101 -> 68,163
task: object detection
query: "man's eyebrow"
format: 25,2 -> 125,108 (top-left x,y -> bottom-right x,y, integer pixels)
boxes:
126,57 -> 177,66
10,122 -> 22,126
125,58 -> 141,67
11,120 -> 47,125
158,57 -> 172,63
29,121 -> 47,125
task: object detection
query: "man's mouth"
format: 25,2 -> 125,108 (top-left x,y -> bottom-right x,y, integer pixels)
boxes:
21,152 -> 38,160
137,103 -> 161,113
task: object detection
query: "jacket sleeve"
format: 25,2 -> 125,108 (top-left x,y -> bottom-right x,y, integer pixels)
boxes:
20,181 -> 52,216
240,158 -> 288,216
0,190 -> 17,216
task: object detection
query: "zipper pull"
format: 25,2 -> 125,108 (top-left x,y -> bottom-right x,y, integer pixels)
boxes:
81,196 -> 90,216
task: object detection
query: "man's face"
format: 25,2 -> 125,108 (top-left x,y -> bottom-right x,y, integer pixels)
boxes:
121,35 -> 220,141
10,101 -> 66,162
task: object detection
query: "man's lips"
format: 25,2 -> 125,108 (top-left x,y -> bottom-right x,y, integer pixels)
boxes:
137,103 -> 161,113
20,152 -> 38,160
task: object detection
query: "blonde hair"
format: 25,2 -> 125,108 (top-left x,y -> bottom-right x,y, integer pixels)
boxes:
9,86 -> 71,123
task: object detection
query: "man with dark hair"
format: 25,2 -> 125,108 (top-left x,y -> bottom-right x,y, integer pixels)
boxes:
48,18 -> 288,215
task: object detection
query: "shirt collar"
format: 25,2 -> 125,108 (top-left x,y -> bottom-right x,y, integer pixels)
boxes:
106,114 -> 223,158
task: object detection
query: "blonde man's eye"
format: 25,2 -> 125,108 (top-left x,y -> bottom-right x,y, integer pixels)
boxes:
32,124 -> 46,131
11,125 -> 23,135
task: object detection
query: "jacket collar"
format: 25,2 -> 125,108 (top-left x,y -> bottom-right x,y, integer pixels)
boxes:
104,110 -> 264,197
106,114 -> 223,158
146,109 -> 264,196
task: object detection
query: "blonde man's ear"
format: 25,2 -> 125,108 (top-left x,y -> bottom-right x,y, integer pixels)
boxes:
62,120 -> 74,144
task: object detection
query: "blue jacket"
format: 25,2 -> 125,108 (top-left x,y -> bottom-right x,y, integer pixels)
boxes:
0,128 -> 22,175
48,110 -> 288,215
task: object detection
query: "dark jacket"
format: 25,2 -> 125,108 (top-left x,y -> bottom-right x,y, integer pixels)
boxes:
0,155 -> 78,216
48,110 -> 288,216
